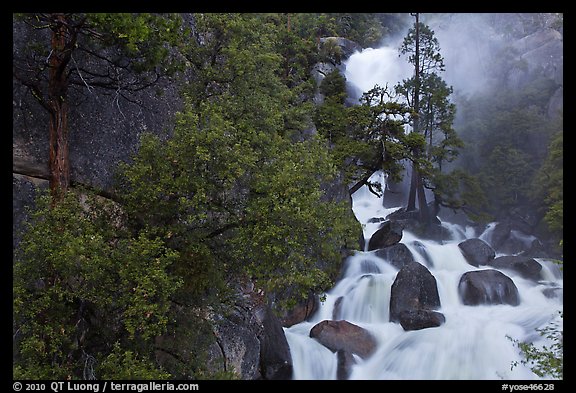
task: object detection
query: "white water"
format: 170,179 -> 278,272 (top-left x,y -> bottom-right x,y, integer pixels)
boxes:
345,46 -> 412,95
284,172 -> 563,380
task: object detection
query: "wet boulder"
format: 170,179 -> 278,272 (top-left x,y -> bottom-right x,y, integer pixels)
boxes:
319,37 -> 363,59
332,296 -> 344,320
260,306 -> 293,380
542,285 -> 563,301
359,259 -> 382,274
280,293 -> 320,328
309,320 -> 377,359
374,243 -> 415,270
488,255 -> 543,281
367,220 -> 404,251
458,269 -> 520,306
336,349 -> 356,380
458,238 -> 496,267
398,309 -> 446,331
486,221 -> 512,250
407,240 -> 435,268
389,261 -> 442,326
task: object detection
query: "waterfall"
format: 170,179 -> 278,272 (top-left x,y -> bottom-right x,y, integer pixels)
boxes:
344,46 -> 412,96
284,172 -> 563,380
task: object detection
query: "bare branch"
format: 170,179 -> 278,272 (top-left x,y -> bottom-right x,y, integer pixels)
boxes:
78,27 -> 105,40
113,88 -> 127,120
71,54 -> 94,93
72,56 -> 93,93
13,71 -> 51,112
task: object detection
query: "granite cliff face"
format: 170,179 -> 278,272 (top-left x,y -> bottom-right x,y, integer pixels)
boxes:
435,13 -> 563,118
507,26 -> 563,118
13,28 -> 185,193
13,15 -> 187,248
13,14 -> 266,379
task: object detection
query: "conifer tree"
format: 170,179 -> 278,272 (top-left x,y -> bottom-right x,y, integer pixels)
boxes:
13,13 -> 183,199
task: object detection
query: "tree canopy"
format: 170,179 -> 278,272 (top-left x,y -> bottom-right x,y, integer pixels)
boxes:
13,12 -> 363,379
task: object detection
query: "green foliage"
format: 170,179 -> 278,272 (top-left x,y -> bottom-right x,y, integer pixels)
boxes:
319,38 -> 344,65
289,13 -> 398,49
335,85 -> 413,187
182,14 -> 314,139
230,136 -> 357,303
319,70 -> 347,103
12,15 -> 363,377
12,12 -> 411,379
314,96 -> 349,144
117,13 -> 359,311
16,13 -> 186,85
314,70 -> 349,144
456,76 -> 560,226
13,190 -> 181,379
479,145 -> 534,210
531,115 -> 563,245
399,21 -> 445,73
118,104 -> 358,309
98,343 -> 172,380
86,13 -> 183,64
325,14 -> 385,47
431,168 -> 490,221
510,311 -> 563,379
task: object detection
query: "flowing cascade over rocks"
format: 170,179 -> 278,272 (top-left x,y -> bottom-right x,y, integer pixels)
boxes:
284,172 -> 563,380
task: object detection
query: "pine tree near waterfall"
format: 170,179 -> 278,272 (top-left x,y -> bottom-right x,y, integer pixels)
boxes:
396,13 -> 479,222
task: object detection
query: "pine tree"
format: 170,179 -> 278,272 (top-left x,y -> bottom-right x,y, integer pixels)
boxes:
396,13 -> 468,222
13,13 -> 183,200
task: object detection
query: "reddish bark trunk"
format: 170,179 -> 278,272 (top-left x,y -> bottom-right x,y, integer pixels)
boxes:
48,14 -> 71,199
48,98 -> 69,198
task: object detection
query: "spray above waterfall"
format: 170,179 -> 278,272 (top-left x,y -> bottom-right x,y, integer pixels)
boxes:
345,46 -> 412,102
344,13 -> 529,106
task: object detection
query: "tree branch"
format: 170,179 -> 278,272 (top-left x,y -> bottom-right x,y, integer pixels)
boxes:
13,71 -> 51,112
71,55 -> 94,93
206,222 -> 242,239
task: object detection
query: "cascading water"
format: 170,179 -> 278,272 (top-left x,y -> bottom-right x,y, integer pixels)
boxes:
284,172 -> 563,380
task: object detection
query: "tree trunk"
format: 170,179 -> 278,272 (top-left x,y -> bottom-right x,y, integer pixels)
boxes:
407,13 -> 421,214
416,173 -> 429,223
407,162 -> 418,211
48,14 -> 71,199
48,89 -> 70,199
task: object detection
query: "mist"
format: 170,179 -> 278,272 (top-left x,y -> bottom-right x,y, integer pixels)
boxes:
344,13 -> 500,99
422,13 -> 504,98
344,13 -> 563,104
